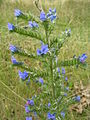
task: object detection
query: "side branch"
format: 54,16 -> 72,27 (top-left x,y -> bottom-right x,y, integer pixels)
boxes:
58,58 -> 87,68
12,64 -> 49,78
17,12 -> 41,23
11,26 -> 45,42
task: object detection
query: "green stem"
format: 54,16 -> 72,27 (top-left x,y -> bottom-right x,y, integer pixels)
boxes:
43,21 -> 50,46
45,29 -> 50,48
50,57 -> 55,98
45,30 -> 48,41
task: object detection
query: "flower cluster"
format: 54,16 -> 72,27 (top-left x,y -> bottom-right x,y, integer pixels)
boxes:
14,9 -> 22,17
40,8 -> 56,22
29,21 -> 38,28
62,67 -> 65,74
37,43 -> 49,56
26,117 -> 32,120
25,99 -> 35,120
79,54 -> 87,63
27,99 -> 34,106
18,70 -> 28,80
47,112 -> 56,120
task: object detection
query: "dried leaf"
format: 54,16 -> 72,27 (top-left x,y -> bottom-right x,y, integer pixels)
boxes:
71,81 -> 90,113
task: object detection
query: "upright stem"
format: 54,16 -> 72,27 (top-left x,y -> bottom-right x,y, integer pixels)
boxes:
44,21 -> 55,97
50,57 -> 55,98
45,27 -> 50,48
45,30 -> 48,41
44,21 -> 50,47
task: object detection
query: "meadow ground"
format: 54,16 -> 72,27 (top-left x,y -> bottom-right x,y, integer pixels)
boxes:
0,0 -> 90,120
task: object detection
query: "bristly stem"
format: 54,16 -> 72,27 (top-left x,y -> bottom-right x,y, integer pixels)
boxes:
50,57 -> 55,98
46,29 -> 50,48
44,21 -> 55,97
43,21 -> 50,47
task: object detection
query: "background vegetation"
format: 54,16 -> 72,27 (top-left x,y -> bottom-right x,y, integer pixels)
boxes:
0,0 -> 90,119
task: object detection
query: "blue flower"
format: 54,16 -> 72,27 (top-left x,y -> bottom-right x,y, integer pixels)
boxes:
41,44 -> 49,54
47,112 -> 56,120
49,8 -> 56,14
9,44 -> 18,53
40,11 -> 46,21
28,21 -> 33,28
62,68 -> 65,74
64,93 -> 67,96
75,96 -> 81,102
65,77 -> 68,81
61,111 -> 65,118
14,9 -> 22,17
8,23 -> 15,31
47,14 -> 56,22
34,111 -> 37,117
57,67 -> 60,73
27,99 -> 34,106
47,8 -> 56,22
25,105 -> 30,113
51,15 -> 56,22
26,117 -> 32,120
11,56 -> 18,64
33,21 -> 38,27
37,49 -> 42,56
48,103 -> 51,107
29,21 -> 38,28
40,8 -> 56,22
65,87 -> 69,91
18,70 -> 28,80
79,54 -> 87,63
39,78 -> 44,85
37,44 -> 49,56
11,56 -> 23,65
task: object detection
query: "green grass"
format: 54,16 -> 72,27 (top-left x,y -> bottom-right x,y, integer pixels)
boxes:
0,0 -> 90,120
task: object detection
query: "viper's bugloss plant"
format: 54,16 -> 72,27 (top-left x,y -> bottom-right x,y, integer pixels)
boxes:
8,2 -> 87,120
